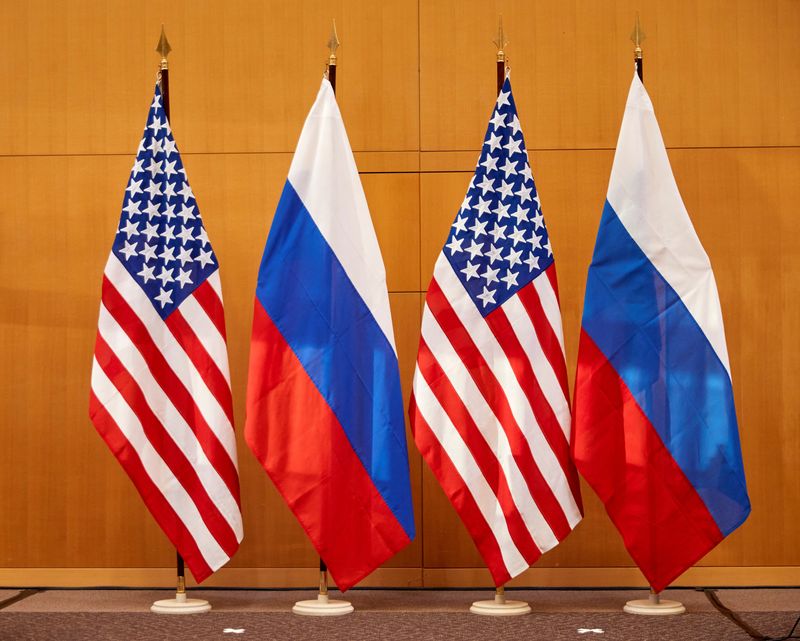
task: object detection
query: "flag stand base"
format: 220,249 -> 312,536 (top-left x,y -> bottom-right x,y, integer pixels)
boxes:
624,591 -> 685,616
292,593 -> 354,617
151,591 -> 211,615
470,588 -> 531,616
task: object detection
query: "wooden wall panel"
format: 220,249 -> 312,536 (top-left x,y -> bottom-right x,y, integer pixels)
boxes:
1,0 -> 798,587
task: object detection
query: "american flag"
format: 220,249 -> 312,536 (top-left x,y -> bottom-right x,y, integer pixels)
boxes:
409,77 -> 582,585
89,83 -> 242,582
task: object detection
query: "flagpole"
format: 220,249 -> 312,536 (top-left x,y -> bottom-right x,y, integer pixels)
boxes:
149,26 -> 211,615
621,18 -> 684,617
470,24 -> 531,617
291,23 -> 352,617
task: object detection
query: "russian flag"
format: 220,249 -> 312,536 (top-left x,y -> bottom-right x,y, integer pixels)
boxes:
572,72 -> 750,593
245,78 -> 415,591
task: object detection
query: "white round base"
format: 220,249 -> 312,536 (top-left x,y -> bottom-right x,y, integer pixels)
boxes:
623,598 -> 686,616
292,594 -> 353,617
151,592 -> 211,614
470,598 -> 531,616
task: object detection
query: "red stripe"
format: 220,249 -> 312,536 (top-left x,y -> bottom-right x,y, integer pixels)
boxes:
409,394 -> 512,587
165,307 -> 234,426
192,280 -> 227,340
416,338 -> 542,564
485,303 -> 583,512
245,301 -> 411,591
573,329 -> 723,592
93,334 -> 240,558
100,276 -> 241,501
426,278 -> 572,542
88,389 -> 214,583
545,262 -> 561,303
516,272 -> 570,401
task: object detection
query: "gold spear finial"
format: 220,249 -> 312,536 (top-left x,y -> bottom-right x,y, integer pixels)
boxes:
493,15 -> 509,62
156,24 -> 172,70
630,13 -> 645,60
327,19 -> 340,67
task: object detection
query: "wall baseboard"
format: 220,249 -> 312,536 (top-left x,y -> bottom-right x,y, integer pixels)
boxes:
1,566 -> 797,589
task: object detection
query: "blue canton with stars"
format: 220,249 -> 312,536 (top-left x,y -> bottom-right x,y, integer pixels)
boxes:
444,77 -> 553,317
112,83 -> 218,320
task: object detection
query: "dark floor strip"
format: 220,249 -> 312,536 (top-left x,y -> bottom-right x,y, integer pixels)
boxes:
0,589 -> 43,611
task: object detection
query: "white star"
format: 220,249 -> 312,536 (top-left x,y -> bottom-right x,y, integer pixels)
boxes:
178,182 -> 195,202
511,205 -> 528,225
530,210 -> 544,229
140,243 -> 158,263
131,159 -> 144,176
486,244 -> 504,264
162,137 -> 178,156
501,270 -> 519,288
162,202 -> 176,221
461,261 -> 480,281
177,204 -> 195,223
163,160 -> 178,177
196,227 -> 209,246
148,117 -> 162,133
154,287 -> 173,308
163,181 -> 176,200
160,245 -> 177,264
137,139 -> 146,154
476,286 -> 497,307
151,95 -> 162,110
120,219 -> 140,238
525,253 -> 540,271
474,197 -> 491,216
477,175 -> 495,194
142,221 -> 159,241
122,198 -> 141,217
488,222 -> 506,243
145,158 -> 162,178
119,240 -> 138,260
497,180 -> 514,200
500,158 -> 518,178
509,227 -> 527,246
518,184 -> 533,203
489,110 -> 506,130
452,215 -> 468,234
175,269 -> 193,288
465,239 -> 484,259
533,193 -> 541,208
162,224 -> 176,243
480,154 -> 499,173
530,232 -> 543,250
481,266 -> 500,285
544,238 -> 552,256
177,246 -> 194,266
156,266 -> 174,287
485,133 -> 502,151
505,137 -> 522,155
144,199 -> 161,219
460,194 -> 473,211
469,218 -> 488,238
177,226 -> 195,244
505,247 -> 523,268
137,263 -> 155,283
496,90 -> 511,108
196,248 -> 215,269
520,164 -> 533,182
146,136 -> 162,154
494,202 -> 511,221
446,236 -> 464,255
509,114 -> 522,135
125,179 -> 143,197
145,180 -> 163,200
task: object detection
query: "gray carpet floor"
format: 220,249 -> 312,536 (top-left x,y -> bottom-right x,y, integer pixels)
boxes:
1,589 -> 798,640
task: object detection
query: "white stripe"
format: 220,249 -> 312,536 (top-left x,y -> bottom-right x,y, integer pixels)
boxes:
97,304 -> 243,540
91,358 -> 231,570
103,254 -> 238,466
532,275 -> 566,354
420,303 -> 558,552
607,72 -> 731,375
434,256 -> 582,529
181,294 -> 232,385
503,294 -> 571,438
287,78 -> 397,353
207,270 -> 224,301
412,369 -> 530,578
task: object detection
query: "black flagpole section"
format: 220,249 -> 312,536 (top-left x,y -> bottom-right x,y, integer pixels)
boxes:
635,54 -> 643,82
632,14 -> 644,82
155,25 -> 183,596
